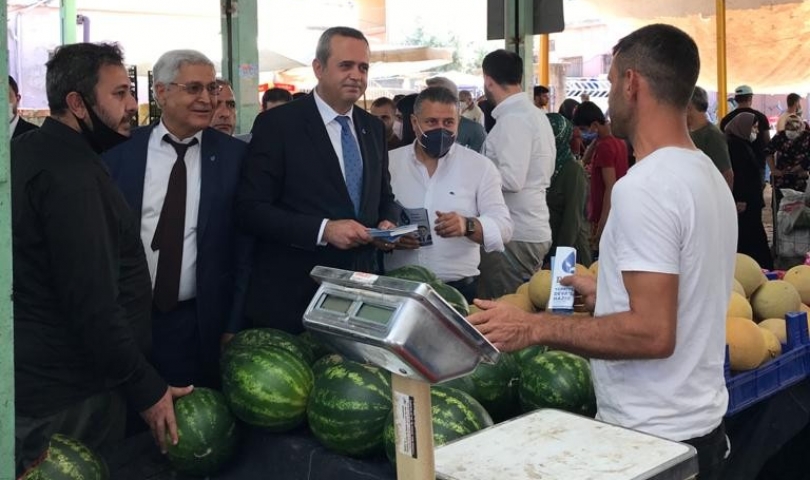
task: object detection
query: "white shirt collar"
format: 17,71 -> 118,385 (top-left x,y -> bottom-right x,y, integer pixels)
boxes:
313,88 -> 354,126
492,91 -> 529,119
155,119 -> 204,145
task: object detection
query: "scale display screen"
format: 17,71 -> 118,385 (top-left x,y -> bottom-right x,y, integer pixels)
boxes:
356,303 -> 396,324
320,294 -> 354,314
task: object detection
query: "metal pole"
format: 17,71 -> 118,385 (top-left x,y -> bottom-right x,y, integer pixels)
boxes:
220,0 -> 259,135
0,0 -> 15,474
716,0 -> 728,119
60,0 -> 77,45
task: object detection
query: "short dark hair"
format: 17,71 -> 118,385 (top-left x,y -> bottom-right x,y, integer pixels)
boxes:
612,24 -> 699,109
262,87 -> 292,106
558,98 -> 580,120
572,101 -> 605,127
787,93 -> 801,108
482,49 -> 523,87
534,85 -> 549,96
371,97 -> 396,110
315,26 -> 368,65
215,78 -> 232,87
414,86 -> 458,116
292,92 -> 307,100
393,94 -> 405,104
45,42 -> 125,115
735,94 -> 753,104
8,76 -> 19,96
690,86 -> 709,113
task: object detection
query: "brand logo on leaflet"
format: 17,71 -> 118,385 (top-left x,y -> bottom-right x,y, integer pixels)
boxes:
560,252 -> 576,275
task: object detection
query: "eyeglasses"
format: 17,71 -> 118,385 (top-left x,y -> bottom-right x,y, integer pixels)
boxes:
169,82 -> 222,96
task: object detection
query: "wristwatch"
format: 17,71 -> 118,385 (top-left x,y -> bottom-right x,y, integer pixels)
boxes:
465,217 -> 476,236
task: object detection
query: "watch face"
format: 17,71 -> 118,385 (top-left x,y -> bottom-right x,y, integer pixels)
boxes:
466,218 -> 475,235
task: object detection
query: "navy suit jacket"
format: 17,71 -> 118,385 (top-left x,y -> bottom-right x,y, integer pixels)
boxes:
236,94 -> 399,333
104,125 -> 251,365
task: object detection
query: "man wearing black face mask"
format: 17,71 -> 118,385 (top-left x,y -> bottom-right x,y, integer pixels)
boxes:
11,42 -> 184,472
386,87 -> 513,302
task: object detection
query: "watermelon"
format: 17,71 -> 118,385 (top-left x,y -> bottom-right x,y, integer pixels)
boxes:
20,434 -> 108,480
468,354 -> 521,423
383,386 -> 493,464
166,388 -> 239,476
298,330 -> 333,362
431,281 -> 470,316
311,353 -> 346,377
307,359 -> 392,457
437,374 -> 476,397
386,265 -> 438,283
226,328 -> 315,366
519,351 -> 596,417
513,345 -> 549,369
222,345 -> 314,431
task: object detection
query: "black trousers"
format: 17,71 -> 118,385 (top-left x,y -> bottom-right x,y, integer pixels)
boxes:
683,422 -> 728,480
738,207 -> 774,270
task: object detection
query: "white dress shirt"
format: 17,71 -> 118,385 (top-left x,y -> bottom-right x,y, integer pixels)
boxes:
141,120 -> 203,302
313,89 -> 362,244
385,142 -> 513,281
483,92 -> 556,243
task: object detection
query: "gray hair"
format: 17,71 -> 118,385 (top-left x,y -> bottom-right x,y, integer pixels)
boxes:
315,27 -> 368,65
152,49 -> 215,87
414,86 -> 458,116
690,86 -> 709,113
425,76 -> 458,98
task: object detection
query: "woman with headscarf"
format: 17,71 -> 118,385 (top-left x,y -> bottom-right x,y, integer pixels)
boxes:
766,113 -> 810,206
726,112 -> 773,269
558,98 -> 585,158
545,113 -> 592,267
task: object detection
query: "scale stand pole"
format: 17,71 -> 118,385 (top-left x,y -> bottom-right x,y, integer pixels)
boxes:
391,374 -> 435,480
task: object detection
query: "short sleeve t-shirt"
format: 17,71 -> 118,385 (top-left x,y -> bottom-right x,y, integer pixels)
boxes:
588,136 -> 629,223
690,123 -> 732,174
591,147 -> 737,441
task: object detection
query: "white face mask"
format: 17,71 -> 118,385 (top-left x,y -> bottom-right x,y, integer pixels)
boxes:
393,120 -> 403,139
749,132 -> 757,143
786,130 -> 801,141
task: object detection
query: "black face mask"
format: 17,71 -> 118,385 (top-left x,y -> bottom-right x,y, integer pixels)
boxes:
74,96 -> 129,154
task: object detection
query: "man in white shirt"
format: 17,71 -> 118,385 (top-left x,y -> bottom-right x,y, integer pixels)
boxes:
386,86 -> 513,302
469,24 -> 736,480
477,49 -> 556,299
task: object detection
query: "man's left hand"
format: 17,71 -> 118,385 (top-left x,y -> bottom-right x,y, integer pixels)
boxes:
467,299 -> 538,352
373,220 -> 399,251
434,211 -> 464,238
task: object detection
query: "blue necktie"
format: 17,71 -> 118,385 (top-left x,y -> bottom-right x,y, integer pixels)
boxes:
335,115 -> 363,215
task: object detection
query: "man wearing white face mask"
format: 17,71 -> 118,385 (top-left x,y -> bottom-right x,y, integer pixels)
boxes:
386,86 -> 513,303
9,76 -> 39,139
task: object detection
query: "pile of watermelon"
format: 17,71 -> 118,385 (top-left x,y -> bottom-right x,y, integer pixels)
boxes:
19,434 -> 108,480
386,265 -> 469,316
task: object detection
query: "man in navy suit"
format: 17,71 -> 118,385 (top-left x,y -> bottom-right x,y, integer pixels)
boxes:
105,49 -> 249,387
237,26 -> 400,333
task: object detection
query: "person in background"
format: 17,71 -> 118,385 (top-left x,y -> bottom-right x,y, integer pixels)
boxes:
533,85 -> 550,111
426,76 -> 487,153
262,87 -> 292,111
12,42 -> 185,471
396,93 -> 418,146
558,98 -> 584,158
292,92 -> 307,100
766,114 -> 810,209
386,86 -> 512,303
470,24 -> 736,480
573,101 -> 628,252
369,96 -> 401,150
8,75 -> 38,138
545,113 -> 591,267
478,97 -> 497,133
720,85 -> 771,178
478,49 -> 556,299
776,93 -> 802,132
726,112 -> 773,269
210,78 -> 237,136
687,86 -> 733,189
459,89 -> 485,125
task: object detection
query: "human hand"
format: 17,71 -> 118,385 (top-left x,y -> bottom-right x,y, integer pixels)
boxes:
378,220 -> 397,230
324,219 -> 372,250
467,299 -> 537,352
140,385 -> 194,454
559,275 -> 597,313
434,211 -> 465,238
372,238 -> 398,252
395,234 -> 421,250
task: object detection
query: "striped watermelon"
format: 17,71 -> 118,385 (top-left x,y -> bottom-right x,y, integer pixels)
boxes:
386,265 -> 438,283
437,374 -> 476,397
383,386 -> 493,464
307,358 -> 392,457
19,434 -> 108,480
513,345 -> 549,369
468,354 -> 521,423
298,330 -> 333,363
226,328 -> 315,366
311,353 -> 345,377
166,388 -> 239,476
430,281 -> 470,316
222,345 -> 314,431
519,351 -> 596,417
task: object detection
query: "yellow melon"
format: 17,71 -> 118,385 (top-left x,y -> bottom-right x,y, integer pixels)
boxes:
467,305 -> 482,316
528,270 -> 552,310
759,328 -> 782,363
758,318 -> 787,344
731,278 -> 745,297
516,282 -> 530,296
750,280 -> 802,321
575,263 -> 594,278
726,316 -> 767,371
498,293 -> 535,312
588,261 -> 599,277
727,292 -> 753,320
734,253 -> 767,297
784,265 -> 810,305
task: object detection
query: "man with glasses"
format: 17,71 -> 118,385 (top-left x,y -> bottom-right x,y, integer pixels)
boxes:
104,49 -> 251,389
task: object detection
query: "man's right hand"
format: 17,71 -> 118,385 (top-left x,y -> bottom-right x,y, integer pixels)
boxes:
140,385 -> 194,454
323,219 -> 372,250
560,274 -> 597,313
394,234 -> 420,250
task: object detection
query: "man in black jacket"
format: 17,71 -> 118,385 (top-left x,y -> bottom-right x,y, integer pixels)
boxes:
12,42 -> 189,473
8,76 -> 38,138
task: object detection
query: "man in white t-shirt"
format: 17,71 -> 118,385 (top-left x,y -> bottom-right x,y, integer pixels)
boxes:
477,49 -> 556,299
386,86 -> 513,302
469,24 -> 736,480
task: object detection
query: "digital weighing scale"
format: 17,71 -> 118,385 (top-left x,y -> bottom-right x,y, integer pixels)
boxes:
303,267 -> 698,480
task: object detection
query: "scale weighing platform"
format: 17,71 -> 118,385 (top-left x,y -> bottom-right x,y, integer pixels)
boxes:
303,267 -> 697,480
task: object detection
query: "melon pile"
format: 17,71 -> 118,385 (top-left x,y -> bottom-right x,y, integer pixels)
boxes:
726,254 -> 810,371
